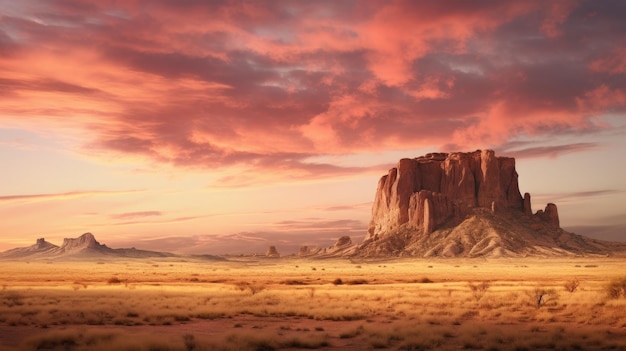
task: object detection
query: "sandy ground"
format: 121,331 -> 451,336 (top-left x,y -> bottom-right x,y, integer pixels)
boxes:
2,315 -> 626,350
1,257 -> 625,350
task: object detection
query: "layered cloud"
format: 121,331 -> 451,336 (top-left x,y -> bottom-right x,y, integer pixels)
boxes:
1,0 -> 625,180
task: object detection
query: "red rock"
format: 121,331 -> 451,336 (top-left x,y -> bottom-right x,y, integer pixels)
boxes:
523,193 -> 532,215
543,203 -> 560,227
366,150 -> 526,241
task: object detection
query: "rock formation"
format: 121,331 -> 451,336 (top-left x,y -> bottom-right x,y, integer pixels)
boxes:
0,238 -> 59,259
297,236 -> 356,258
298,245 -> 315,256
366,150 -> 555,241
356,149 -> 624,257
60,232 -> 103,253
334,236 -> 352,248
0,233 -> 173,260
265,246 -> 280,258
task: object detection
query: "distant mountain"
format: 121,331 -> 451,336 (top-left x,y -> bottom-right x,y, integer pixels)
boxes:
352,150 -> 626,257
0,238 -> 59,259
0,233 -> 174,260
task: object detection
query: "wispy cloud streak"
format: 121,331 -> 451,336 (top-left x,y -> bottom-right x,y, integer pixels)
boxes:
0,190 -> 142,203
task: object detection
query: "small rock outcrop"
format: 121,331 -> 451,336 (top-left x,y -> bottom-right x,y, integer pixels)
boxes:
265,246 -> 280,258
297,236 -> 356,258
523,193 -> 532,215
298,245 -> 313,256
536,203 -> 560,227
334,236 -> 352,248
35,238 -> 57,250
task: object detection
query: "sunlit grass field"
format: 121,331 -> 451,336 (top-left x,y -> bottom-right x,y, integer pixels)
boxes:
1,257 -> 625,350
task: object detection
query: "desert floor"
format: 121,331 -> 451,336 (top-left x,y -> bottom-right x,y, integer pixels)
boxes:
0,257 -> 625,350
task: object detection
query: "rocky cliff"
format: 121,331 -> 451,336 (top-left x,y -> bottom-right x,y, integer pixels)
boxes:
366,150 -> 558,241
357,150 -> 622,257
60,232 -> 102,253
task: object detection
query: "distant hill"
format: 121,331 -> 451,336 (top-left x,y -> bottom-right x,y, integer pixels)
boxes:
0,233 -> 175,260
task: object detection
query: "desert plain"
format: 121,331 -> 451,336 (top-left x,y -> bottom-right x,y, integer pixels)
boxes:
0,257 -> 625,351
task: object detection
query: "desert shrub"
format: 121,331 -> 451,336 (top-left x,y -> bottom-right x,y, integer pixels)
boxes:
183,334 -> 196,351
528,287 -> 558,308
107,277 -> 122,284
234,281 -> 265,295
605,277 -> 626,299
31,334 -> 77,350
332,278 -> 343,285
418,277 -> 433,283
1,291 -> 23,307
468,281 -> 491,302
280,336 -> 329,349
563,279 -> 580,293
346,279 -> 369,285
340,325 -> 365,339
282,279 -> 307,285
24,330 -> 118,351
398,342 -> 428,350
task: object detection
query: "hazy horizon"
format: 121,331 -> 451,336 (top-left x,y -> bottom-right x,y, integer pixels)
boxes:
1,1 -> 625,253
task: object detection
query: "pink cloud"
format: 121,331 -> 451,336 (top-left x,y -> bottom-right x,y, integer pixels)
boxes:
590,48 -> 626,74
0,0 -> 625,182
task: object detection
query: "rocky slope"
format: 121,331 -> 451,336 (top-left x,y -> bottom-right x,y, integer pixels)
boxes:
355,150 -> 625,257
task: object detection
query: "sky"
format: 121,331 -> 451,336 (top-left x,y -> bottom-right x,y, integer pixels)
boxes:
1,0 -> 625,254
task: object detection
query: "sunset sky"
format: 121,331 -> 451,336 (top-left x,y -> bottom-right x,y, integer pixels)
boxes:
1,0 -> 625,254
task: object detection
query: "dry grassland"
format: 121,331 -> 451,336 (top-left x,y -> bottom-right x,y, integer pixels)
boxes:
0,257 -> 625,350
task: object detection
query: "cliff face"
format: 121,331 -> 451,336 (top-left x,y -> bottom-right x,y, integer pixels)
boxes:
60,232 -> 101,253
366,150 -> 556,242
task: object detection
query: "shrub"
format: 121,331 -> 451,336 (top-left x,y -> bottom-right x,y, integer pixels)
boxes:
563,279 -> 580,293
283,279 -> 307,285
346,279 -> 368,285
107,277 -> 122,284
234,281 -> 265,295
340,325 -> 365,339
2,291 -> 23,307
528,287 -> 558,308
605,277 -> 626,299
468,281 -> 491,302
183,334 -> 196,351
332,278 -> 343,285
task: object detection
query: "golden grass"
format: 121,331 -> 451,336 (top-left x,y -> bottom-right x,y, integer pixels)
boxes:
0,257 -> 625,350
